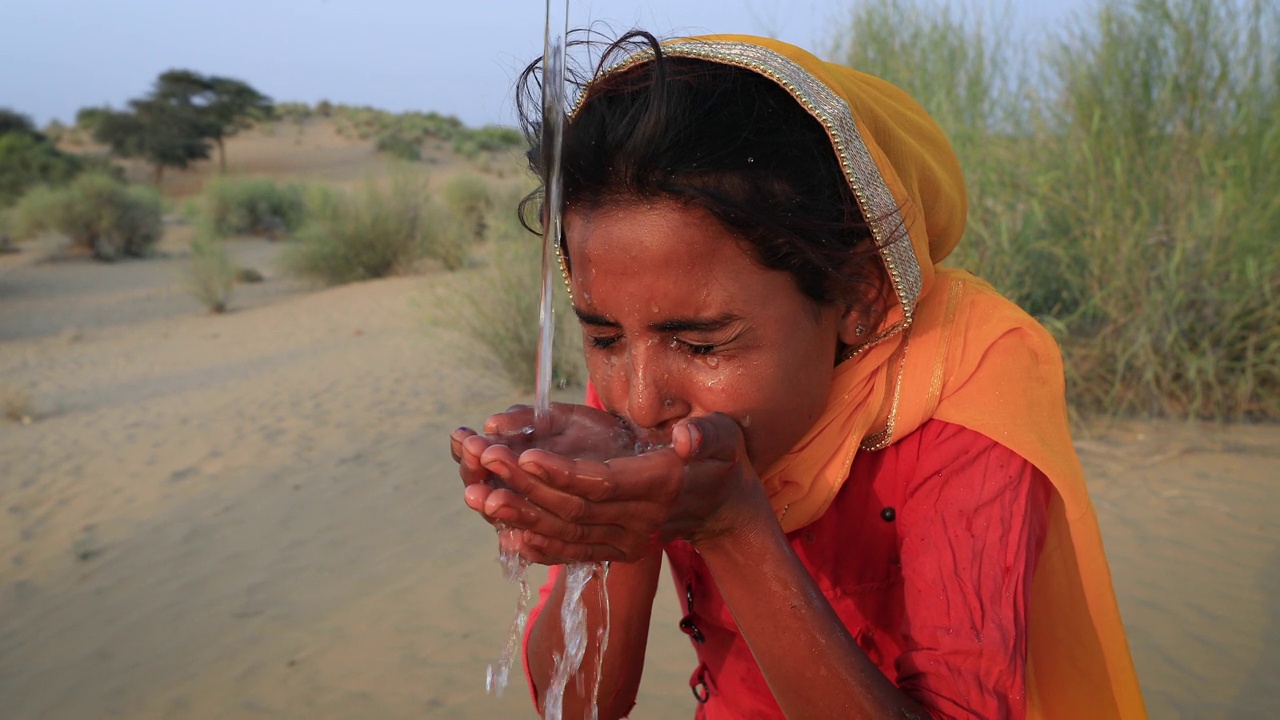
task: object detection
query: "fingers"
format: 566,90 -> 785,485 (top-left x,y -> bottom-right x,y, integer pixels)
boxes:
457,433 -> 498,487
673,413 -> 743,463
482,446 -> 606,523
449,426 -> 476,463
483,405 -> 536,442
514,447 -> 686,505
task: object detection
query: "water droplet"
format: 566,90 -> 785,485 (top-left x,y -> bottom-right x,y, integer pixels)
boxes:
741,415 -> 752,428
650,302 -> 660,313
704,357 -> 720,370
747,156 -> 755,163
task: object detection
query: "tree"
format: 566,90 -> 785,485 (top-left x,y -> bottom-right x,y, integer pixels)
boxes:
152,70 -> 272,173
204,76 -> 272,173
0,109 -> 41,138
0,108 -> 83,206
92,69 -> 272,183
95,99 -> 211,185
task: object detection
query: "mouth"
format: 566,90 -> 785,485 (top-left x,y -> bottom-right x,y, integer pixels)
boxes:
628,425 -> 674,455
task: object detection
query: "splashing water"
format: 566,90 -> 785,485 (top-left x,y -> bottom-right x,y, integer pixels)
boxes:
486,526 -> 531,695
534,0 -> 569,434
544,563 -> 594,720
490,2 -> 613,714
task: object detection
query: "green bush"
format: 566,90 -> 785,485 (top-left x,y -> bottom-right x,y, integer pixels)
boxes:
9,173 -> 162,259
284,170 -> 468,285
835,0 -> 1279,419
440,174 -> 492,240
453,125 -> 524,159
273,102 -> 313,123
375,132 -> 423,161
187,233 -> 236,312
200,176 -> 306,237
0,120 -> 83,206
439,232 -> 583,391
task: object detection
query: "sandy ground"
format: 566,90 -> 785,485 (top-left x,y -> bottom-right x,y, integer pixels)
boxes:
2,129 -> 1276,719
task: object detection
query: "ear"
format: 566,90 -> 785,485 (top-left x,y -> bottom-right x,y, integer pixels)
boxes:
836,305 -> 871,347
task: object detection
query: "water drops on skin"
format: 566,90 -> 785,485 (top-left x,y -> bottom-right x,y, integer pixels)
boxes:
742,414 -> 752,428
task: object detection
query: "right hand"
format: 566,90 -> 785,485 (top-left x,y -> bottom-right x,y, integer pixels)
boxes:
449,402 -> 637,529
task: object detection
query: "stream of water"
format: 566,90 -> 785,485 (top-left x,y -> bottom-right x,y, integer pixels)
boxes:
487,4 -> 614,718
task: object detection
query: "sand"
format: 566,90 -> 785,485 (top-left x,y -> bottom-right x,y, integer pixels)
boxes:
2,127 -> 1276,719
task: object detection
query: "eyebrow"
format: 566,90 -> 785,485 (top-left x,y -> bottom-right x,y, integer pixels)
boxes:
572,307 -> 742,333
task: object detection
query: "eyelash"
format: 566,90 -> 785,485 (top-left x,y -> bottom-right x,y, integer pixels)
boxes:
588,336 -> 719,356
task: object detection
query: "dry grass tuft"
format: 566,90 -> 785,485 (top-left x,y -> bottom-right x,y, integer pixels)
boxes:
3,385 -> 34,424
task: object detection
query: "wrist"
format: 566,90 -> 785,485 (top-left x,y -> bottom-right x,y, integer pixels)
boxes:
689,482 -> 778,557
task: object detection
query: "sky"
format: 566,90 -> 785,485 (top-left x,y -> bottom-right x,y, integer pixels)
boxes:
1,0 -> 1093,129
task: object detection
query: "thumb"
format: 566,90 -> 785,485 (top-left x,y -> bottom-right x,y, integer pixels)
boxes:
673,413 -> 743,464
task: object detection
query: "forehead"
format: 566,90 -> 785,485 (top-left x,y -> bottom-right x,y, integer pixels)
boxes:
564,201 -> 765,307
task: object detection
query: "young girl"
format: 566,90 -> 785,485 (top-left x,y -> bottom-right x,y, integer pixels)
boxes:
451,32 -> 1146,719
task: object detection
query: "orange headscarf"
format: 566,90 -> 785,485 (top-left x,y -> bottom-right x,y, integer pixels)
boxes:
585,35 -> 1147,719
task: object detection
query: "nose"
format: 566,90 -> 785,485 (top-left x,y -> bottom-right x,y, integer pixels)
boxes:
624,342 -> 688,433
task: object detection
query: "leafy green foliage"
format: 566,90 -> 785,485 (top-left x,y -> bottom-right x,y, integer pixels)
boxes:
0,110 -> 83,206
8,172 -> 162,259
95,100 -> 211,184
435,191 -> 583,391
453,125 -> 524,159
374,132 -> 422,161
836,0 -> 1280,418
199,176 -> 306,237
284,170 -> 468,285
92,69 -> 272,180
187,233 -> 236,312
440,174 -> 492,240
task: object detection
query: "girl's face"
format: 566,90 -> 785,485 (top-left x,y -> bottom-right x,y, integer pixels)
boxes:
565,200 -> 863,474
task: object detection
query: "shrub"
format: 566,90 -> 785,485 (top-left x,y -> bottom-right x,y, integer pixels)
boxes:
187,233 -> 235,312
439,233 -> 584,391
835,0 -> 1280,419
440,174 -> 492,241
235,266 -> 265,283
200,176 -> 306,237
0,119 -> 83,206
2,385 -> 33,424
75,106 -> 109,133
8,173 -> 162,259
375,131 -> 423,161
284,170 -> 467,284
273,102 -> 313,123
453,125 -> 524,159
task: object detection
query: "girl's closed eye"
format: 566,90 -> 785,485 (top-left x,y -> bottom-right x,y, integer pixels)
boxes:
588,334 -> 621,350
680,340 -> 717,356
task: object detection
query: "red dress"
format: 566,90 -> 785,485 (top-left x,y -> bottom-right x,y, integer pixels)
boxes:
524,419 -> 1050,720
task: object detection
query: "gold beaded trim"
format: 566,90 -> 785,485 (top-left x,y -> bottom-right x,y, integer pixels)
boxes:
556,234 -> 573,301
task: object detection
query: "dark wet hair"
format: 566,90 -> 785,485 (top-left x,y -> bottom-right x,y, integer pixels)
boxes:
517,30 -> 887,321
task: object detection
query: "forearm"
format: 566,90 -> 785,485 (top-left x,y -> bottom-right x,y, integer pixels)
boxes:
695,501 -> 931,720
526,552 -> 663,719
